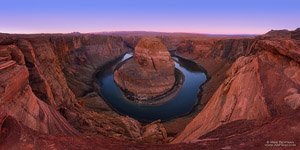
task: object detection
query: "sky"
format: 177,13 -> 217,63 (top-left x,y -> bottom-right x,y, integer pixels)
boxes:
0,0 -> 299,34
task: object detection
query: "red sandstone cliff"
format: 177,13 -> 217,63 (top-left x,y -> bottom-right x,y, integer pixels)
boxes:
172,29 -> 300,144
0,29 -> 299,149
1,109 -> 298,149
0,34 -> 169,148
0,44 -> 77,135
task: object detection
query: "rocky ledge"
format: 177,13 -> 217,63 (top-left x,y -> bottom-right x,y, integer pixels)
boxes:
0,34 -> 169,147
114,38 -> 176,101
0,29 -> 299,149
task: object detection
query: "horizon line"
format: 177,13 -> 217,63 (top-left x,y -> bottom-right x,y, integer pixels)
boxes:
0,30 -> 263,35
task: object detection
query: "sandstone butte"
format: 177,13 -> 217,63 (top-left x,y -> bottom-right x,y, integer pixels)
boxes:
114,37 -> 176,100
0,29 -> 299,149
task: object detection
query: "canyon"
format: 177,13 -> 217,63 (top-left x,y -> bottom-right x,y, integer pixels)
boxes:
0,29 -> 299,149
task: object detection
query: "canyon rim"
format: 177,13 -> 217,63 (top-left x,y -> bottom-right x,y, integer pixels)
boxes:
0,29 -> 299,149
1,0 -> 300,149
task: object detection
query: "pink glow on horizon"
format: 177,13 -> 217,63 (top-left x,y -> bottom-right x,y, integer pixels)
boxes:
1,27 -> 269,35
1,0 -> 299,35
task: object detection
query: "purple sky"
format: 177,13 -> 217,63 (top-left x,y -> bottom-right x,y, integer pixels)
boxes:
0,0 -> 299,34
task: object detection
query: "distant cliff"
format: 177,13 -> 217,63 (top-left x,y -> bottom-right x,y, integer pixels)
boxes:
0,29 -> 299,149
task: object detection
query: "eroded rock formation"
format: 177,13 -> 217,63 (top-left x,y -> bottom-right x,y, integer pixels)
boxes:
0,29 -> 300,149
114,37 -> 175,100
1,106 -> 299,149
0,45 -> 77,135
172,29 -> 300,143
0,34 -> 169,148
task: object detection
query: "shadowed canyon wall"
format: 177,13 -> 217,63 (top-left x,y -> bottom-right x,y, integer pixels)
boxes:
0,34 -> 168,144
0,29 -> 299,149
172,29 -> 300,143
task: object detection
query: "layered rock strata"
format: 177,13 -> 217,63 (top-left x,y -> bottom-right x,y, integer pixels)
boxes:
172,29 -> 300,143
114,38 -> 176,100
0,34 -> 169,144
0,45 -> 77,135
0,29 -> 299,149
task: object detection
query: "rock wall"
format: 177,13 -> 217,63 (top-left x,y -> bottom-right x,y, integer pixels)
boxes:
0,29 -> 299,148
0,34 -> 169,143
114,38 -> 175,100
173,29 -> 300,143
0,45 -> 77,135
58,35 -> 131,96
1,103 -> 298,149
176,38 -> 256,61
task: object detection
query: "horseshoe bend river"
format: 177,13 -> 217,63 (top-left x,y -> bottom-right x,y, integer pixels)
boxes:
95,53 -> 207,122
